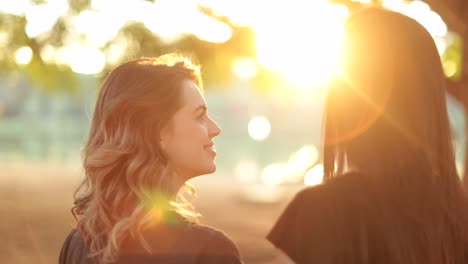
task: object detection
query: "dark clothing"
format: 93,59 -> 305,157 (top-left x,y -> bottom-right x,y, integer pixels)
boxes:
59,215 -> 241,264
267,172 -> 374,264
267,171 -> 468,264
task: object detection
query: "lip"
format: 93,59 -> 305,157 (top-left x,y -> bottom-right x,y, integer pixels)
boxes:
204,143 -> 216,154
204,142 -> 214,149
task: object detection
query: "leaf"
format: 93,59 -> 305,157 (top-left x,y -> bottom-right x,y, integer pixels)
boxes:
442,33 -> 463,80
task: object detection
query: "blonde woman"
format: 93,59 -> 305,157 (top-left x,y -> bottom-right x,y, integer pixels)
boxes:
59,54 -> 241,264
268,8 -> 468,264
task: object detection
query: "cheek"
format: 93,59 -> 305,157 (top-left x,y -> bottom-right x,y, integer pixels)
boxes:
163,122 -> 216,176
166,123 -> 203,156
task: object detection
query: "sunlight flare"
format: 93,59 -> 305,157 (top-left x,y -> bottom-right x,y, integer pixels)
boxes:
0,0 -> 29,16
191,15 -> 232,43
286,145 -> 319,183
254,1 -> 348,89
304,163 -> 324,186
57,45 -> 106,75
25,0 -> 69,38
232,58 -> 258,80
383,0 -> 447,37
15,46 -> 33,65
261,163 -> 288,186
248,115 -> 271,141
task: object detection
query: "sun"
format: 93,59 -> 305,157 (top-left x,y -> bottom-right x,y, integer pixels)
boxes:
199,0 -> 348,93
253,1 -> 348,91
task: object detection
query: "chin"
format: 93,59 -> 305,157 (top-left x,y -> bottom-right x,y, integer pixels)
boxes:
202,163 -> 217,175
205,164 -> 217,174
188,164 -> 216,178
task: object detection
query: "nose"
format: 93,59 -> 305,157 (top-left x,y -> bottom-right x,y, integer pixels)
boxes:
208,117 -> 222,138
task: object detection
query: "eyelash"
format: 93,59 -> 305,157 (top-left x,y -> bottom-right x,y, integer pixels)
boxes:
198,112 -> 206,120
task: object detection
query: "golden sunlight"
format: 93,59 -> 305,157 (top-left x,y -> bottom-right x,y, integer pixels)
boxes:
143,190 -> 173,223
0,0 -> 29,15
191,14 -> 232,43
199,0 -> 348,91
383,0 -> 447,37
286,145 -> 319,183
248,115 -> 272,141
15,46 -> 33,65
149,207 -> 164,222
304,163 -> 324,186
232,57 -> 259,80
204,0 -> 449,93
261,163 -> 288,186
56,44 -> 106,75
254,1 -> 348,90
2,0 -> 449,80
25,0 -> 69,38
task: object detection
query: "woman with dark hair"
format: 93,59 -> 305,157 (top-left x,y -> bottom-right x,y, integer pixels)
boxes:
59,54 -> 242,264
268,8 -> 468,264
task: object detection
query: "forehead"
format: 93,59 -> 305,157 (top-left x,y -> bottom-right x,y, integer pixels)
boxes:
180,79 -> 205,106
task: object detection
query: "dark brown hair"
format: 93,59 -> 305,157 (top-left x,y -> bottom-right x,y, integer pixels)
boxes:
323,7 -> 468,263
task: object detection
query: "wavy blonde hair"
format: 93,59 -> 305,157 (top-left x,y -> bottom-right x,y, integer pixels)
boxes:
72,54 -> 202,263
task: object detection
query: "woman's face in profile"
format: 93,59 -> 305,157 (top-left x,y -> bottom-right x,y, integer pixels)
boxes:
160,79 -> 221,180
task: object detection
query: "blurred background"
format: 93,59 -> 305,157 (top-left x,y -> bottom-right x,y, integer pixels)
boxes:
1,0 -> 467,263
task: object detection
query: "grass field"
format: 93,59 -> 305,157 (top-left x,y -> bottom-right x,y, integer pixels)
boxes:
1,160 -> 297,264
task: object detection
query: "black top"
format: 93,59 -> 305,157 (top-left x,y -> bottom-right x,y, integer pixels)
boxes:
267,171 -> 468,264
267,172 -> 388,264
59,214 -> 242,264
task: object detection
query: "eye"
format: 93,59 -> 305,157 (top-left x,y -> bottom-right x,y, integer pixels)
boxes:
197,111 -> 206,120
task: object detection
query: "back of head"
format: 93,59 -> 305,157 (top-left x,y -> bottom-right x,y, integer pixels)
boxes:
325,7 -> 457,188
323,7 -> 468,263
